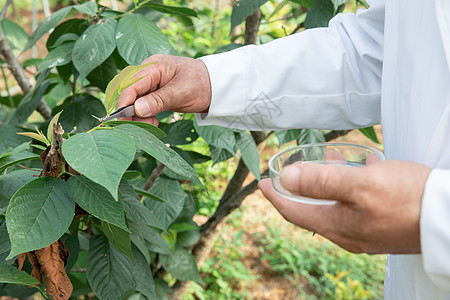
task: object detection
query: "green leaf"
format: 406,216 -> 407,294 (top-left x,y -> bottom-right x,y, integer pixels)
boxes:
119,180 -> 165,230
116,14 -> 175,65
184,150 -> 210,165
298,129 -> 325,145
67,176 -> 128,231
155,278 -> 171,300
0,169 -> 36,209
59,95 -> 106,132
87,55 -> 117,91
359,126 -> 380,144
46,19 -> 89,50
74,2 -> 98,16
215,43 -> 243,54
103,63 -> 155,114
194,122 -> 236,154
129,221 -> 170,255
290,0 -> 315,7
304,0 -> 335,29
330,0 -> 347,10
230,0 -> 268,33
86,235 -> 134,300
170,222 -> 198,232
131,245 -> 156,299
38,42 -> 74,72
0,125 -> 28,153
101,221 -> 133,260
6,177 -> 75,259
0,261 -> 39,286
160,248 -> 203,284
62,130 -> 135,200
134,188 -> 164,202
275,129 -> 302,146
161,120 -> 198,145
0,152 -> 40,173
22,58 -> 43,67
72,18 -> 117,78
47,111 -> 63,143
24,6 -> 73,52
9,70 -> 52,126
210,145 -> 234,165
176,229 -> 201,248
105,120 -> 166,139
115,124 -> 202,187
142,3 -> 197,17
146,177 -> 185,231
51,32 -> 79,48
236,132 -> 260,180
0,94 -> 22,107
1,18 -> 29,55
60,233 -> 79,271
0,222 -> 11,259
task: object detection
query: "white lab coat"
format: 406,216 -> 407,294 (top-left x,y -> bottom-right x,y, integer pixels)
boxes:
197,0 -> 450,298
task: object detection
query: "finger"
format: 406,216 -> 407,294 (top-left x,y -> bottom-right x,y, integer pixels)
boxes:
280,163 -> 360,203
116,59 -> 163,109
132,88 -> 173,118
258,179 -> 333,233
130,115 -> 159,126
324,150 -> 346,165
366,153 -> 381,165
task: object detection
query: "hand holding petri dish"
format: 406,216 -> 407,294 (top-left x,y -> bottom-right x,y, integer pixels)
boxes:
268,142 -> 385,205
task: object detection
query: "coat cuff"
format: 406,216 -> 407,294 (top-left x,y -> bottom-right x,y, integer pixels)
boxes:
196,47 -> 251,128
421,168 -> 450,291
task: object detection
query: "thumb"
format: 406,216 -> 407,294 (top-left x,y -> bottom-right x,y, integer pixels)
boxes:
280,163 -> 358,203
134,89 -> 171,118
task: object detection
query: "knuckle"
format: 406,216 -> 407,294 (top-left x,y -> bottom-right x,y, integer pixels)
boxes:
152,90 -> 170,112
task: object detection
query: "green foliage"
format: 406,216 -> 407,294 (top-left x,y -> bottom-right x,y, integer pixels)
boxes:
87,235 -> 135,300
62,130 -> 136,200
0,261 -> 39,286
256,225 -> 385,299
66,175 -> 128,231
116,14 -> 175,65
72,18 -> 117,79
359,126 -> 380,144
230,0 -> 269,33
6,177 -> 75,259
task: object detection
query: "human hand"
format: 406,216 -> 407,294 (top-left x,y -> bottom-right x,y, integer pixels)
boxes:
258,160 -> 431,254
116,54 -> 212,125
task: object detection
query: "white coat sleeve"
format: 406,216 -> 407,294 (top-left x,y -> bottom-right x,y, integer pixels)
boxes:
421,169 -> 450,292
196,0 -> 385,131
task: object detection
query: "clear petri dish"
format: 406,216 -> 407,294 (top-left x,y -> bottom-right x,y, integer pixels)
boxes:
268,142 -> 385,205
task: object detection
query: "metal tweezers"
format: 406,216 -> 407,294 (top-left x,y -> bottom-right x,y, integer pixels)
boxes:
101,104 -> 136,122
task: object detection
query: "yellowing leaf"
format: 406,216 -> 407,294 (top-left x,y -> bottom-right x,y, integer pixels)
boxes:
17,132 -> 47,144
104,62 -> 157,115
47,111 -> 62,143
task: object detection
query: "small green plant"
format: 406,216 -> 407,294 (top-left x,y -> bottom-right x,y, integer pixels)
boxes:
185,229 -> 255,300
256,225 -> 385,299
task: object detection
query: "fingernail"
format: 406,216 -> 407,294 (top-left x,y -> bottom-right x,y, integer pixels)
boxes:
280,166 -> 301,193
135,99 -> 151,117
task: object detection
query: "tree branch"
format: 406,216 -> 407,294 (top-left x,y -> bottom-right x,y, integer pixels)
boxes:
0,2 -> 52,120
0,0 -> 12,20
244,9 -> 262,45
324,130 -> 351,142
141,163 -> 165,191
